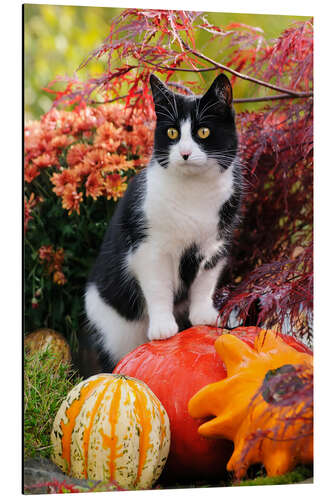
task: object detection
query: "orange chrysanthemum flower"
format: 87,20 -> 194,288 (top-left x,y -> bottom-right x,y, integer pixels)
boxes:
130,125 -> 154,154
33,152 -> 59,169
86,171 -> 104,200
82,131 -> 94,141
53,248 -> 65,269
72,107 -> 102,134
133,155 -> 150,168
24,121 -> 43,151
83,149 -> 109,171
56,112 -> 76,135
24,193 -> 38,233
94,122 -> 122,152
38,245 -> 67,281
98,103 -> 123,126
66,143 -> 91,167
53,270 -> 67,285
62,183 -> 83,215
25,103 -> 156,221
25,162 -> 40,183
73,161 -> 93,180
51,170 -> 79,197
106,153 -> 134,171
50,134 -> 72,150
42,108 -> 75,135
104,173 -> 127,202
38,245 -> 54,263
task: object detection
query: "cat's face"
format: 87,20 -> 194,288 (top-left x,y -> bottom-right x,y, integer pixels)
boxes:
150,74 -> 238,175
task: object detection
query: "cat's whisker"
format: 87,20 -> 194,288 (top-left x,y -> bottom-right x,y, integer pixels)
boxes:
158,87 -> 179,120
197,114 -> 219,122
155,97 -> 178,118
155,106 -> 177,122
197,101 -> 218,122
198,100 -> 216,117
156,120 -> 176,127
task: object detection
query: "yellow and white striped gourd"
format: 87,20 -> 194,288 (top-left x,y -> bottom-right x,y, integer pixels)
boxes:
51,373 -> 170,489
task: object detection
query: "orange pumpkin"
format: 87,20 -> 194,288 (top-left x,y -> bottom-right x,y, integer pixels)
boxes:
188,330 -> 313,479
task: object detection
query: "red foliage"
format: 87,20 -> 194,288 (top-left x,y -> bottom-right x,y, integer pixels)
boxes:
41,10 -> 313,341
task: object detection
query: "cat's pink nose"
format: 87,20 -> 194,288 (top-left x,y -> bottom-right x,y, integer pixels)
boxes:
182,153 -> 190,160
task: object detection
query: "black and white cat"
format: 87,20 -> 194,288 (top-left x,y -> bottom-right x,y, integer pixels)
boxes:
84,73 -> 242,371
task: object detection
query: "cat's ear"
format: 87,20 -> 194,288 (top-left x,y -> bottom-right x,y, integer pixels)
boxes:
202,73 -> 233,107
149,74 -> 173,104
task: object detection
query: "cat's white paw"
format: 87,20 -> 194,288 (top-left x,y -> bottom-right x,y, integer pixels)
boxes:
148,315 -> 179,341
189,302 -> 220,327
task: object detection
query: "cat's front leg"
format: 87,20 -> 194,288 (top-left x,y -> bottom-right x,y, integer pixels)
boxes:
189,258 -> 227,327
148,312 -> 179,341
131,245 -> 178,341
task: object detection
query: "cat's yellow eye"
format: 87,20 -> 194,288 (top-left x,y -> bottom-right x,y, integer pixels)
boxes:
167,128 -> 179,140
197,127 -> 210,139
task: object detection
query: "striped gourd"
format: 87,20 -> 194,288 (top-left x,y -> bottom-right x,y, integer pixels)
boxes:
50,373 -> 170,489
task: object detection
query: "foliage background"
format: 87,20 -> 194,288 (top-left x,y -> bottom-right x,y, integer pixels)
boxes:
24,4 -> 309,120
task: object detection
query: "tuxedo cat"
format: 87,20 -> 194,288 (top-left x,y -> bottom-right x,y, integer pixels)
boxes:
84,73 -> 242,371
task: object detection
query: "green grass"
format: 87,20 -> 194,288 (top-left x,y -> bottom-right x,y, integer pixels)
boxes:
24,347 -> 82,459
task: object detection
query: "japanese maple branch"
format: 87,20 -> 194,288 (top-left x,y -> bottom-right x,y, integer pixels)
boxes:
90,91 -> 311,106
90,81 -> 194,106
143,47 -> 312,98
143,59 -> 217,73
143,61 -> 312,99
167,81 -> 195,95
89,50 -> 313,106
234,94 -> 312,103
180,40 -> 312,98
90,91 -> 142,105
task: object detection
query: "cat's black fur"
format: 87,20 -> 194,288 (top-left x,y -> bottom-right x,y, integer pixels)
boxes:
88,173 -> 148,321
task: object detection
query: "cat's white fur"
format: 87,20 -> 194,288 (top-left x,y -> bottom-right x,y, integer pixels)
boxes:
85,119 -> 235,362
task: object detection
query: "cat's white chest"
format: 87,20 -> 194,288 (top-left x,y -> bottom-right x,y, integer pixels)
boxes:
144,160 -> 234,254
